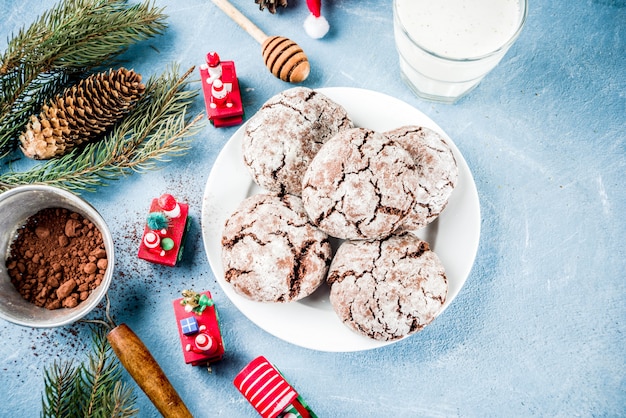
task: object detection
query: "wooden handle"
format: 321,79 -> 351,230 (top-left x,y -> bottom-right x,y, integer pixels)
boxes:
107,323 -> 192,418
211,0 -> 268,44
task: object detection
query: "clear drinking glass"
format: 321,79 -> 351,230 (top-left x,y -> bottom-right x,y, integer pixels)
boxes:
393,0 -> 528,104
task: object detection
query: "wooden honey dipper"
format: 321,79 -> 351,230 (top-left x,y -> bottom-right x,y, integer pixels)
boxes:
211,0 -> 310,83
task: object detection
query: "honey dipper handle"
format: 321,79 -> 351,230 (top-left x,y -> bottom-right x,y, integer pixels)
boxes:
107,323 -> 193,418
211,0 -> 268,44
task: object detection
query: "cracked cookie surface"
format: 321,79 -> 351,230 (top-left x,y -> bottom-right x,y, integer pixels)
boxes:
327,232 -> 448,341
242,87 -> 353,196
221,193 -> 332,302
385,125 -> 458,231
301,127 -> 420,240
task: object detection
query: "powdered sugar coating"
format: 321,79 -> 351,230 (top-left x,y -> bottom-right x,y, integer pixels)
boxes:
301,128 -> 419,240
385,125 -> 458,230
327,233 -> 448,341
242,87 -> 353,195
221,193 -> 332,303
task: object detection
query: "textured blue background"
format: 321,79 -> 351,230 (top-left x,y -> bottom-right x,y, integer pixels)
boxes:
1,0 -> 624,416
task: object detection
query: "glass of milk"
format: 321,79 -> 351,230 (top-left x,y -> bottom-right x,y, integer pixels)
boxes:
393,0 -> 528,103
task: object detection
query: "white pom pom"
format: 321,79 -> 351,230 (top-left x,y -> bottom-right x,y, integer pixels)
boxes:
304,13 -> 329,39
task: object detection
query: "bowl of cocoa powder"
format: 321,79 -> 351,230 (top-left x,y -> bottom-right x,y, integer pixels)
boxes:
0,185 -> 114,327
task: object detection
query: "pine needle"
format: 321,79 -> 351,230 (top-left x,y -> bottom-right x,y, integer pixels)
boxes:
103,382 -> 139,418
0,65 -> 205,194
41,325 -> 138,417
0,0 -> 168,156
41,360 -> 80,418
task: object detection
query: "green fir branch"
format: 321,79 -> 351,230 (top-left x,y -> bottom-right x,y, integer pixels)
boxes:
41,360 -> 80,418
0,0 -> 168,156
102,382 -> 139,418
0,65 -> 204,193
41,325 -> 138,418
81,325 -> 129,417
0,69 -> 76,157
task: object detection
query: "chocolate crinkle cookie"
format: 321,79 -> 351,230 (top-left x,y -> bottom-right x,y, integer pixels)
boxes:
302,127 -> 421,240
242,87 -> 353,196
221,193 -> 332,302
385,125 -> 458,231
327,232 -> 448,341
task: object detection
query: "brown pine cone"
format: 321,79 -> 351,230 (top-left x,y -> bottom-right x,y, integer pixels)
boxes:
255,0 -> 288,13
19,68 -> 145,159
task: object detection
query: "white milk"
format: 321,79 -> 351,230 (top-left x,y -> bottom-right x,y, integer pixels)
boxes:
393,0 -> 526,103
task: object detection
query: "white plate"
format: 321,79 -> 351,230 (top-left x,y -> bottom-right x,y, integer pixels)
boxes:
201,87 -> 481,352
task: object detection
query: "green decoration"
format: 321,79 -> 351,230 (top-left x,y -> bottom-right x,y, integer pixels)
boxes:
198,294 -> 214,309
0,65 -> 204,194
41,324 -> 138,417
161,237 -> 175,251
180,289 -> 214,314
147,212 -> 169,230
0,0 -> 168,157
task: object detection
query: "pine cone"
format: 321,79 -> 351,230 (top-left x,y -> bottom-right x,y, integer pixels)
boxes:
255,0 -> 288,13
19,68 -> 145,159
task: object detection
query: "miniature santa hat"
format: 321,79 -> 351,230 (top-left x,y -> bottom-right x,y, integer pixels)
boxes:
304,0 -> 329,39
158,193 -> 181,218
206,51 -> 220,68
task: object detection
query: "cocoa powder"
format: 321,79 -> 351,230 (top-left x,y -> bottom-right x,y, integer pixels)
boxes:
6,207 -> 108,310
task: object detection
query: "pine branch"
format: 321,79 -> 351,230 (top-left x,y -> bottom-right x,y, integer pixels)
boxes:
80,325 -> 126,417
0,0 -> 168,156
41,325 -> 138,418
0,65 -> 205,193
0,0 -> 167,78
103,382 -> 139,418
41,360 -> 80,418
0,68 -> 76,158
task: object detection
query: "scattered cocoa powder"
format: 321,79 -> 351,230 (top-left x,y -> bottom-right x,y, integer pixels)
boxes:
6,207 -> 108,310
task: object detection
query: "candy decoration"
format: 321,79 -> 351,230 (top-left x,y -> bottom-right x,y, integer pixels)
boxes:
192,332 -> 216,352
180,317 -> 199,335
159,193 -> 181,218
234,356 -> 317,418
138,193 -> 190,266
173,290 -> 225,368
146,212 -> 169,230
210,0 -> 310,83
206,51 -> 223,83
199,51 -> 244,127
180,289 -> 215,314
198,293 -> 214,309
210,79 -> 231,108
143,231 -> 160,249
303,0 -> 329,39
161,237 -> 175,251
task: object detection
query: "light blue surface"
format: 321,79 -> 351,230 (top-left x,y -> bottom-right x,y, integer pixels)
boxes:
1,0 -> 625,416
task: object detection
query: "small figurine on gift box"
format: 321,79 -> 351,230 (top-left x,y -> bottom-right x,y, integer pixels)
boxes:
138,193 -> 190,267
234,356 -> 317,418
199,51 -> 244,127
173,289 -> 225,370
